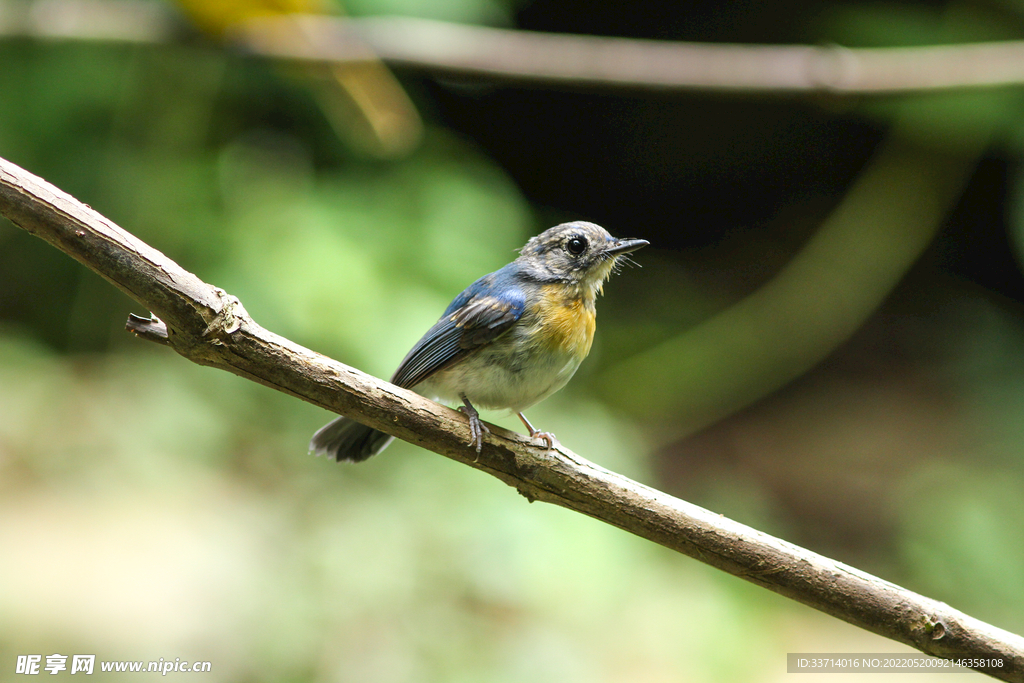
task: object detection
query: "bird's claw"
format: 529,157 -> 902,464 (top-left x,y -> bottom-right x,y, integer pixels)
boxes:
459,395 -> 489,453
516,412 -> 557,451
465,410 -> 490,453
531,431 -> 557,450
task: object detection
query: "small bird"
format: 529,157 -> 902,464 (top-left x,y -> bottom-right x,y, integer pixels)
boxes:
310,222 -> 648,462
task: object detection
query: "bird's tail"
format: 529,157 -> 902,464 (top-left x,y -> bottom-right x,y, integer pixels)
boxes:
309,416 -> 394,463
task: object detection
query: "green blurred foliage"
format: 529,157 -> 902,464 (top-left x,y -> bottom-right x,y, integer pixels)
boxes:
1,1 -> 1024,681
345,0 -> 517,24
0,22 -> 753,683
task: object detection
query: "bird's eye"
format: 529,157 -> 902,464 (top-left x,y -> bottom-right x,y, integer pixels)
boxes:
565,235 -> 588,256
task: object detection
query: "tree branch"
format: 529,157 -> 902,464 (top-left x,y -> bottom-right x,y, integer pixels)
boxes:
241,15 -> 1024,94
2,155 -> 1022,681
6,0 -> 1024,94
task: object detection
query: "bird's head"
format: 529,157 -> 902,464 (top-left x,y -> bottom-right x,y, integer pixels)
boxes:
517,222 -> 648,296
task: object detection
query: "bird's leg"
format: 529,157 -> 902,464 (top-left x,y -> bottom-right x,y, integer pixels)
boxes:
459,394 -> 489,453
517,412 -> 556,450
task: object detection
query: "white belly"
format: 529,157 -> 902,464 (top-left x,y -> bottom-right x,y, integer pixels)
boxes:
415,331 -> 583,413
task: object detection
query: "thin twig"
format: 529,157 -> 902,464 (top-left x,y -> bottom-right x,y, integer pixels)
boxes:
125,313 -> 170,344
1,155 -> 1022,681
5,0 -> 1024,93
242,15 -> 1024,94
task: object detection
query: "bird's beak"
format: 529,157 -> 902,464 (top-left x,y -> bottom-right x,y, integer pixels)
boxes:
605,238 -> 649,256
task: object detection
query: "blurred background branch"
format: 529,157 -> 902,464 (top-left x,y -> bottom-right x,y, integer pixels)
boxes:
5,0 -> 1024,93
240,15 -> 1024,94
3,153 -> 1023,680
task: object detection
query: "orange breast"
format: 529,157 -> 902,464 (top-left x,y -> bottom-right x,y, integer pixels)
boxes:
536,285 -> 597,358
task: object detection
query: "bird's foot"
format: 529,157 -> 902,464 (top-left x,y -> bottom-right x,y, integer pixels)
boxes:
531,431 -> 557,450
459,395 -> 489,453
517,412 -> 557,451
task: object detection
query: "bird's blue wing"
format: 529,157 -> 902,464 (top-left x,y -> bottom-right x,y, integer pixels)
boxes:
390,269 -> 525,389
